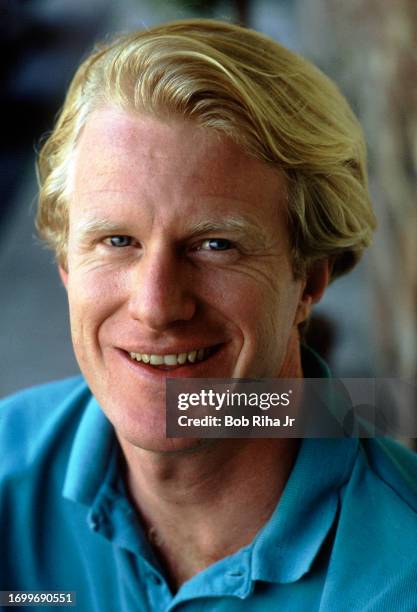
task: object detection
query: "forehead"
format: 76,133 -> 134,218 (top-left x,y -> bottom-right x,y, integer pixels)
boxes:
70,107 -> 288,229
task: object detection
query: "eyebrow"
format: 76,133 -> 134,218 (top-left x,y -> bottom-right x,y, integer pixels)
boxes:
75,218 -> 130,242
188,218 -> 270,244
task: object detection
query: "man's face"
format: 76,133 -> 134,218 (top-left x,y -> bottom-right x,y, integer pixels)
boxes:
62,107 -> 312,452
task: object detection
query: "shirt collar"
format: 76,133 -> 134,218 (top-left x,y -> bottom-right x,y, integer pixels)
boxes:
301,344 -> 332,378
251,437 -> 358,583
63,394 -> 114,507
250,345 -> 358,583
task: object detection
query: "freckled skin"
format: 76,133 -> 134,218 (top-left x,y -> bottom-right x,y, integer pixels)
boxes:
61,108 -> 317,453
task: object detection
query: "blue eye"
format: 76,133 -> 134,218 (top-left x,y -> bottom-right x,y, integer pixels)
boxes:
108,236 -> 132,247
201,239 -> 232,251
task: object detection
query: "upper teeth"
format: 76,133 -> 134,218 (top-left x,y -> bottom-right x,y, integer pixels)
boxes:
129,348 -> 207,366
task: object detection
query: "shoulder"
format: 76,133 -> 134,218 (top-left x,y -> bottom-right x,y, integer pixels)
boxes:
326,438 -> 417,608
0,376 -> 87,406
360,437 -> 417,511
362,438 -> 417,510
339,437 -> 417,555
0,377 -> 91,475
0,376 -> 90,428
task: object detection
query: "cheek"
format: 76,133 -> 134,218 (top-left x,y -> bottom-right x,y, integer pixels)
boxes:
196,265 -> 300,351
238,282 -> 302,364
213,271 -> 299,327
66,267 -> 126,344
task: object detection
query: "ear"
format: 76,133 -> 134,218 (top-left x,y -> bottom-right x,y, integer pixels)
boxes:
294,259 -> 330,326
58,265 -> 68,289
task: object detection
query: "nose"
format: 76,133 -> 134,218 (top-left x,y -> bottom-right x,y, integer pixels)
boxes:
127,245 -> 197,331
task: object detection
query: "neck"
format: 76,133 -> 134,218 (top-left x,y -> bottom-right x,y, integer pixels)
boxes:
278,328 -> 304,378
120,437 -> 299,589
119,335 -> 303,589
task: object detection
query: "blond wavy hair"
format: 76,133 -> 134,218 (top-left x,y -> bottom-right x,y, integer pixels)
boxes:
36,18 -> 376,280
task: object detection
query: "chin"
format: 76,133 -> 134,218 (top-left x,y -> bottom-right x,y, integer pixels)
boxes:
128,436 -> 212,455
118,418 -> 210,454
100,391 -> 203,455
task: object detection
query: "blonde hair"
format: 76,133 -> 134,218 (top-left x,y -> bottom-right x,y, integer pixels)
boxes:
36,18 -> 376,279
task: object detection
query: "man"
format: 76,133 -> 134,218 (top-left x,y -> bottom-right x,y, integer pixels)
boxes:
1,19 -> 417,611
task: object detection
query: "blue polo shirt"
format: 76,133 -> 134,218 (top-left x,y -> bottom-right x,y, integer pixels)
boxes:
1,367 -> 417,610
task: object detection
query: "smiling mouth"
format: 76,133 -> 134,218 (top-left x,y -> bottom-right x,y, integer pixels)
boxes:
127,346 -> 219,368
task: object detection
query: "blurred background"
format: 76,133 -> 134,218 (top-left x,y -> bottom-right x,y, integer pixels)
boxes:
0,0 -> 416,398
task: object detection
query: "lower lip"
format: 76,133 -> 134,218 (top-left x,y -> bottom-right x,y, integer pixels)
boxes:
114,346 -> 226,379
